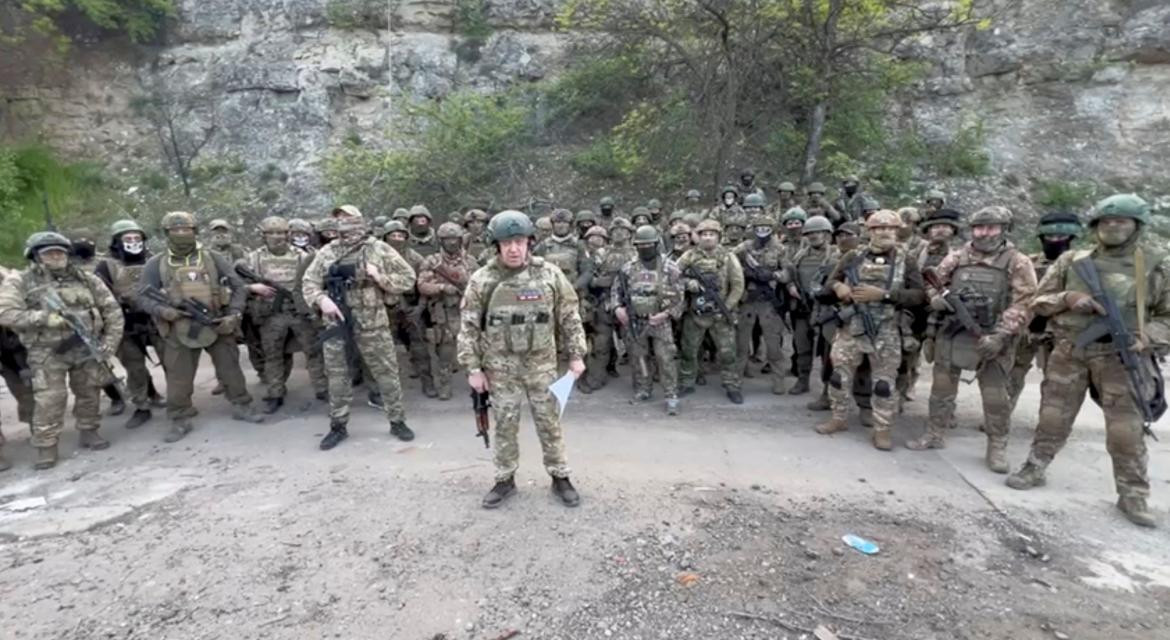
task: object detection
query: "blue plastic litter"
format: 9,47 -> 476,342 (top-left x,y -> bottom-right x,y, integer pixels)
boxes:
842,534 -> 880,555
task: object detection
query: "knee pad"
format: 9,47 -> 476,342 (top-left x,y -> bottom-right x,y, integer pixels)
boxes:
829,370 -> 844,390
874,380 -> 892,398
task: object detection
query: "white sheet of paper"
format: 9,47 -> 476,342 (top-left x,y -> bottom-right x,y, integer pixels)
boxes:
548,371 -> 576,418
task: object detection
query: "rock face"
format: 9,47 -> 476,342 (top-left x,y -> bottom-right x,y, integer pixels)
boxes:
0,0 -> 1167,212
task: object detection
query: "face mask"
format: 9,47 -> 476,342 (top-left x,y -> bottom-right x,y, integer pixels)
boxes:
838,236 -> 859,252
869,231 -> 897,252
1041,237 -> 1072,261
441,239 -> 462,254
388,235 -> 407,251
698,234 -> 719,251
971,233 -> 1003,254
754,228 -> 772,240
211,232 -> 232,247
122,238 -> 144,255
611,231 -> 630,245
723,194 -> 736,206
410,221 -> 429,236
637,246 -> 658,262
588,237 -> 606,249
600,206 -> 614,216
73,243 -> 95,260
807,233 -> 828,248
265,234 -> 289,253
741,177 -> 753,188
553,223 -> 571,237
169,235 -> 197,255
292,234 -> 310,248
844,185 -> 858,198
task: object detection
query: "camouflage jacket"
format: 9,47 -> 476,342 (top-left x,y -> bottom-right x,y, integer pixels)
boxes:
417,249 -> 480,328
734,237 -> 786,304
610,256 -> 685,321
0,263 -> 124,354
676,245 -> 745,311
927,241 -> 1036,338
457,256 -> 587,371
302,237 -> 416,330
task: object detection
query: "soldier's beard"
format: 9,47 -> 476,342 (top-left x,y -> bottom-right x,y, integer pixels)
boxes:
869,236 -> 896,253
674,238 -> 690,252
698,238 -> 718,251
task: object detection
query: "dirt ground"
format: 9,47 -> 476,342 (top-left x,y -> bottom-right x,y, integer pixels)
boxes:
1,355 -> 1168,640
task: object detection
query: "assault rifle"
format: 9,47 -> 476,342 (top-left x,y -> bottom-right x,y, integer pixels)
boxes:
616,269 -> 650,378
234,264 -> 294,312
842,256 -> 878,346
314,263 -> 360,371
141,286 -> 220,342
922,267 -> 983,338
683,266 -> 735,324
471,389 -> 491,448
39,288 -> 127,397
1072,258 -> 1165,439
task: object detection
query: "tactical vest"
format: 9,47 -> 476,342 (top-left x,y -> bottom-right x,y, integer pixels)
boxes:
483,260 -> 557,357
1053,248 -> 1159,337
426,253 -> 473,328
409,232 -> 439,257
18,266 -> 100,349
158,250 -> 226,348
628,263 -> 666,317
686,248 -> 730,315
250,247 -> 303,316
103,258 -> 147,304
946,248 -> 1015,334
916,243 -> 952,271
796,245 -> 833,293
740,241 -> 781,304
848,250 -> 904,336
542,236 -> 580,283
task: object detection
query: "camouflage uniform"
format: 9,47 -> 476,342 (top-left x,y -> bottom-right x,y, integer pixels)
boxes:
240,222 -> 328,407
912,208 -> 1036,473
612,226 -> 685,410
802,184 -> 844,228
677,220 -> 745,400
914,209 -> 963,373
0,233 -> 124,466
382,221 -> 433,396
788,217 -> 839,400
582,219 -> 636,391
0,266 -> 34,470
734,216 -> 789,394
206,219 -> 260,378
94,220 -> 163,428
417,223 -> 480,399
457,216 -> 587,484
138,212 -> 261,442
817,210 -> 926,449
1007,195 -> 1167,527
462,209 -> 491,264
302,210 -> 417,445
407,205 -> 440,257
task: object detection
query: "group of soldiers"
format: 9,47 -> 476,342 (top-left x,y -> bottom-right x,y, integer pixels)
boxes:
0,169 -> 1164,524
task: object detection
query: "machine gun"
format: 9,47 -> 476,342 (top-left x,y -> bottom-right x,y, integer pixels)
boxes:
616,269 -> 650,379
471,389 -> 491,448
1072,258 -> 1165,439
39,288 -> 127,397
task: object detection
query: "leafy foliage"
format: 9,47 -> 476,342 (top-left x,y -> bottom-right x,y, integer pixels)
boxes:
3,0 -> 174,55
324,0 -> 386,30
1033,180 -> 1098,211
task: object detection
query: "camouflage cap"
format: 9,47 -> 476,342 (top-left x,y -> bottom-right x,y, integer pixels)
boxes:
316,217 -> 338,232
584,225 -> 609,240
550,208 -> 574,223
437,222 -> 464,239
749,214 -> 775,229
24,231 -> 72,259
465,208 -> 489,222
694,219 -> 722,235
259,216 -> 289,233
332,204 -> 363,218
897,206 -> 922,226
161,211 -> 197,231
207,218 -> 232,231
969,205 -> 1013,227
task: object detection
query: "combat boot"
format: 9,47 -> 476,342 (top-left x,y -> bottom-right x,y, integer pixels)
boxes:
985,437 -> 1009,474
815,417 -> 848,435
905,430 -> 945,451
665,397 -> 679,416
390,421 -> 415,442
125,409 -> 152,430
787,376 -> 810,395
858,408 -> 874,428
577,378 -> 594,394
164,419 -> 193,443
806,390 -> 831,411
108,397 -> 126,416
211,382 -> 225,396
696,372 -> 707,386
79,430 -> 110,451
632,390 -> 651,402
421,378 -> 438,399
262,397 -> 283,414
551,476 -> 581,507
232,404 -> 265,424
482,476 -> 516,509
34,445 -> 57,470
367,391 -> 384,409
0,448 -> 11,472
437,386 -> 452,401
315,390 -> 329,402
319,419 -> 348,450
1005,461 -> 1046,490
726,389 -> 744,405
871,428 -> 892,451
1117,496 -> 1157,528
771,377 -> 788,395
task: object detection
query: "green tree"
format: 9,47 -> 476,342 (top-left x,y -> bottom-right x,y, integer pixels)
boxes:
2,0 -> 174,55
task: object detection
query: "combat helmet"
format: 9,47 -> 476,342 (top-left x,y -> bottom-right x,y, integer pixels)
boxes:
969,206 -> 1013,229
781,207 -> 808,224
920,209 -> 962,230
802,216 -> 833,235
288,218 -> 313,233
806,182 -> 826,195
488,210 -> 535,242
258,216 -> 290,233
24,231 -> 71,259
1086,194 -> 1151,226
584,225 -> 609,240
866,209 -> 903,229
110,219 -> 146,240
694,219 -> 722,235
437,222 -> 464,240
1036,211 -> 1082,238
408,204 -> 432,221
207,218 -> 231,231
633,225 -> 660,245
160,211 -> 197,231
742,193 -> 767,210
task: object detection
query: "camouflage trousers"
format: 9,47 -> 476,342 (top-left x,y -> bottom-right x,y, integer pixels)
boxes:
117,328 -> 161,411
817,323 -> 872,408
427,313 -> 461,395
628,320 -> 679,397
1022,340 -> 1150,499
241,314 -> 265,378
1008,332 -> 1052,414
488,359 -> 570,481
393,305 -> 432,390
0,348 -> 33,425
162,334 -> 252,420
584,310 -> 618,388
926,342 -> 1013,437
25,346 -> 105,448
322,324 -> 405,423
736,302 -> 787,389
257,312 -> 327,400
829,325 -> 900,429
680,312 -> 739,390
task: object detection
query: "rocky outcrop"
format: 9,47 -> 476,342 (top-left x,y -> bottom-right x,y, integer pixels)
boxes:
0,0 -> 1167,214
